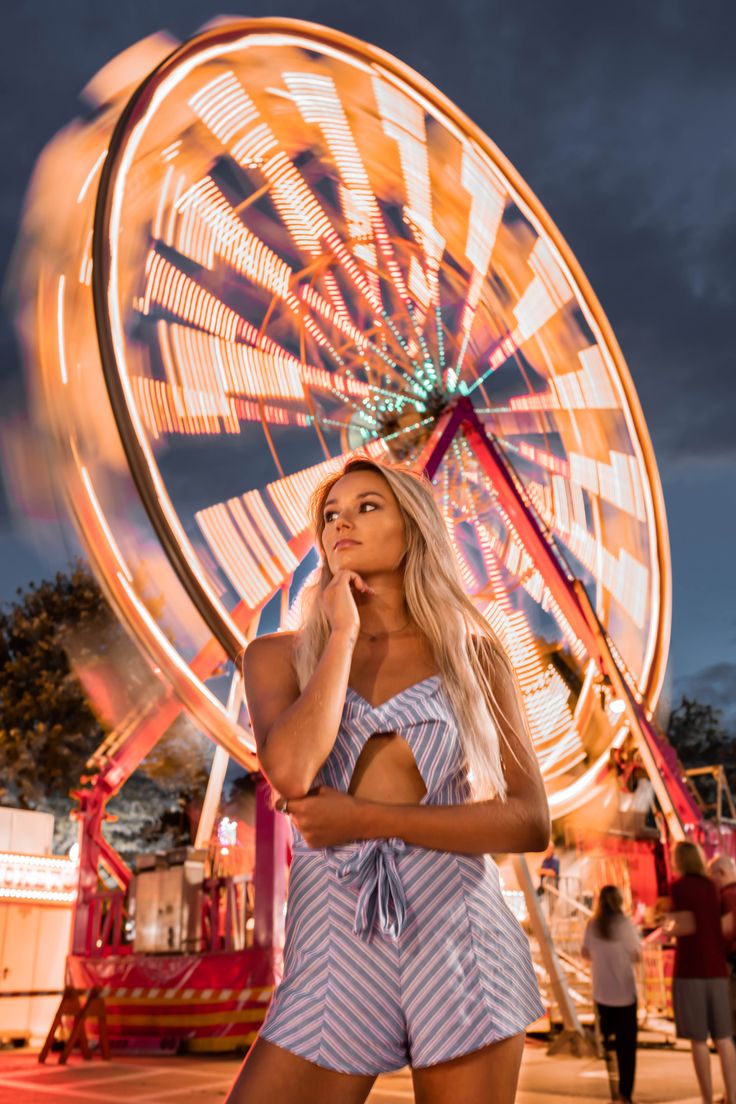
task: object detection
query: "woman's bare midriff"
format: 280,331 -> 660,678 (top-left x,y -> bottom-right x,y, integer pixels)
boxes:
348,732 -> 427,804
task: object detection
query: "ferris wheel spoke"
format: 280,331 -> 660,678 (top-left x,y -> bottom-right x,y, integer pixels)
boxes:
448,147 -> 506,387
479,555 -> 583,771
193,479 -> 323,617
372,78 -> 445,315
467,238 -> 577,394
156,172 -> 415,395
189,71 -> 382,324
281,69 -> 402,319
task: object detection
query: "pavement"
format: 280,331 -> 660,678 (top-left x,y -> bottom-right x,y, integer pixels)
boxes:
0,1035 -> 723,1103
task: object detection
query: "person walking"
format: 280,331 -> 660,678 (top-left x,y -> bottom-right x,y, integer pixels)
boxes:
707,853 -> 736,1037
582,885 -> 641,1104
665,841 -> 736,1104
226,456 -> 550,1104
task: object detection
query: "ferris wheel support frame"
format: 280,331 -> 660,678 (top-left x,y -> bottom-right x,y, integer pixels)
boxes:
417,397 -> 700,843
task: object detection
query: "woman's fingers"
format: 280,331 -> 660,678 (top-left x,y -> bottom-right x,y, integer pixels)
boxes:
344,570 -> 374,594
328,568 -> 373,593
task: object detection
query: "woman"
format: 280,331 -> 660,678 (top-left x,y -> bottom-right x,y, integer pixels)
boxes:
582,885 -> 641,1104
665,841 -> 736,1104
227,456 -> 549,1104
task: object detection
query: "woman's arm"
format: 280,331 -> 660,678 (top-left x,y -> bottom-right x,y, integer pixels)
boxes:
244,626 -> 356,799
662,911 -> 696,938
624,918 -> 643,962
353,789 -> 549,854
245,568 -> 374,798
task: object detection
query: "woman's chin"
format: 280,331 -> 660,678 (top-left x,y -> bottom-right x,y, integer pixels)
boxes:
333,546 -> 360,561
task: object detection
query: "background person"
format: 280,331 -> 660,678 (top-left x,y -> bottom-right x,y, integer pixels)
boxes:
664,841 -> 736,1104
582,885 -> 641,1104
537,842 -> 560,914
707,854 -> 736,1036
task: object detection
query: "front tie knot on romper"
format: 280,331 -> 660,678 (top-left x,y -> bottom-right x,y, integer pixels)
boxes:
259,675 -> 544,1074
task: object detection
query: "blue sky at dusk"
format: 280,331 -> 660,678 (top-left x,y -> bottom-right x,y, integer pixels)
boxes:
1,1 -> 735,725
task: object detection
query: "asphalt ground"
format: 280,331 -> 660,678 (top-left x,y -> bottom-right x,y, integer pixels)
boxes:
0,1035 -> 721,1103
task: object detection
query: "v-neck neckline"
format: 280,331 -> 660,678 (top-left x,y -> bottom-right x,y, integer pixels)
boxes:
345,674 -> 441,712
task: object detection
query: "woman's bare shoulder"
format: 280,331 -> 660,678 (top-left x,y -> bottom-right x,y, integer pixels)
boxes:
243,630 -> 297,673
242,633 -> 300,750
245,629 -> 297,653
242,632 -> 299,704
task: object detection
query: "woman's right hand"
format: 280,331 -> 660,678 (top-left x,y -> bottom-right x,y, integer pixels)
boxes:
321,569 -> 373,638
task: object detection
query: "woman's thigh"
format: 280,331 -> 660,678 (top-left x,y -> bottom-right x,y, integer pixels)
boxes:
225,1037 -> 377,1104
411,1032 -> 525,1104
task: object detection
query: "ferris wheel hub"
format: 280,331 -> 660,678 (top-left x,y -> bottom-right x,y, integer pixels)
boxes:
372,385 -> 459,461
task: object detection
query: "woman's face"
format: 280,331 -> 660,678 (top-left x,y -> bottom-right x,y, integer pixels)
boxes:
320,469 -> 406,577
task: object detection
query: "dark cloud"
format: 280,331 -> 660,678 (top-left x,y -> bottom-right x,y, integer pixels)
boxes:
675,663 -> 736,734
4,0 -> 735,466
1,0 -> 735,681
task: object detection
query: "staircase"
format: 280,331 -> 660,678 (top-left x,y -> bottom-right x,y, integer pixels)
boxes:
529,887 -> 595,1027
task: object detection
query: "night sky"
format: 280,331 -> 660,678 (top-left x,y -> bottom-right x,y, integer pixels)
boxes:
1,1 -> 734,725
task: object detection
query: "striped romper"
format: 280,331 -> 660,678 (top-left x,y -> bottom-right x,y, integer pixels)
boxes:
259,675 -> 544,1074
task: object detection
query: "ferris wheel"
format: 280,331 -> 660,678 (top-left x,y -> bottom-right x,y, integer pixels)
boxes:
16,18 -> 674,835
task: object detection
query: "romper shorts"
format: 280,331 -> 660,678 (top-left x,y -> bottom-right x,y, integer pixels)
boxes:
259,839 -> 544,1075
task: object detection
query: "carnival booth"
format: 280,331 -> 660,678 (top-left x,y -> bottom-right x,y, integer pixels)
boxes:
0,808 -> 76,1046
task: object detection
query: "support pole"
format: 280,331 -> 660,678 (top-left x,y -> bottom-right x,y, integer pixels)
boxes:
253,776 -> 289,960
512,854 -> 594,1056
194,672 -> 243,849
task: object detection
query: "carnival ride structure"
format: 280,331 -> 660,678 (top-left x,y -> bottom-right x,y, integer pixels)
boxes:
13,18 -> 712,1051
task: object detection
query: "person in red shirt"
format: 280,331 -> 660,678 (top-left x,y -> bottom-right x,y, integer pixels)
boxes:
708,854 -> 736,956
664,841 -> 736,1103
708,853 -> 736,1037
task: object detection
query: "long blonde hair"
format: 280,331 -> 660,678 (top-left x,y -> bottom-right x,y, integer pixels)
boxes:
674,840 -> 706,877
293,455 -> 528,801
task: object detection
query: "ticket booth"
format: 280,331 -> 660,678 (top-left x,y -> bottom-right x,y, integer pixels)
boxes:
0,807 -> 76,1045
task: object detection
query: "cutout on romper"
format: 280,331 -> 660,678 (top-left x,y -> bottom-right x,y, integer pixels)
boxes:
348,731 -> 427,801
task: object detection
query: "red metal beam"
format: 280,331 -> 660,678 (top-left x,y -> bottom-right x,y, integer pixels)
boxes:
417,397 -> 701,840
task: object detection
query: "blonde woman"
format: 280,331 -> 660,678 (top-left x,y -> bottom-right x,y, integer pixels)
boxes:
227,456 -> 549,1104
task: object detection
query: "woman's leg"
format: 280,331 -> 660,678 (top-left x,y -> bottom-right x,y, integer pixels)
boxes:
690,1039 -> 713,1103
596,1003 -> 618,1095
410,1032 -> 525,1104
614,1002 -> 638,1101
225,1036 -> 378,1104
714,1036 -> 736,1104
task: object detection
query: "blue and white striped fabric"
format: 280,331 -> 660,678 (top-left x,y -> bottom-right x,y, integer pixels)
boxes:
258,675 -> 544,1074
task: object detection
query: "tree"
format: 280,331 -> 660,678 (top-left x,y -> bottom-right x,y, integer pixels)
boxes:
667,695 -> 736,808
0,560 -> 111,810
0,559 -> 211,855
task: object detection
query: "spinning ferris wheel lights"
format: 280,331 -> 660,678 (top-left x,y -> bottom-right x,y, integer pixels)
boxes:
13,18 -> 681,846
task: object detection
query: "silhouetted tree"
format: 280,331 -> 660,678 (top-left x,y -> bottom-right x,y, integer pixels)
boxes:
667,695 -> 736,807
0,559 -> 211,854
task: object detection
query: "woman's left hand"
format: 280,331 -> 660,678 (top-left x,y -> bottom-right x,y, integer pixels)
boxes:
279,785 -> 367,848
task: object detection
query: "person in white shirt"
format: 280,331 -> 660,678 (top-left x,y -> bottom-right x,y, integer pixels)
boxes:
582,885 -> 642,1104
